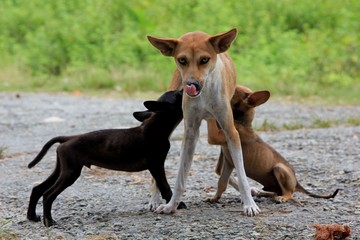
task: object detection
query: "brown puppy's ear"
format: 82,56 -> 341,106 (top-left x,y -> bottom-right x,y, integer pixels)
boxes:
246,91 -> 270,108
208,28 -> 238,53
147,36 -> 178,57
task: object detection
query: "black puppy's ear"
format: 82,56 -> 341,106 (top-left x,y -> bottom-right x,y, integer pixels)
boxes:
246,90 -> 270,108
133,111 -> 153,122
144,101 -> 173,112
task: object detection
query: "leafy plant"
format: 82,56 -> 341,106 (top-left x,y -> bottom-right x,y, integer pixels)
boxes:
0,0 -> 359,104
0,146 -> 7,159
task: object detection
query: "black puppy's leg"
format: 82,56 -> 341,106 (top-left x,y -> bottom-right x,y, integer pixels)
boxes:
149,167 -> 186,210
42,167 -> 82,227
27,160 -> 61,222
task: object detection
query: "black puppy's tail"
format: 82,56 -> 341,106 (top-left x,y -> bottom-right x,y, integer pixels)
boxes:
28,136 -> 72,168
296,183 -> 340,199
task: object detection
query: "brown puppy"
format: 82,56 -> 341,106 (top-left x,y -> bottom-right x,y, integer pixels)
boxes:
207,85 -> 339,203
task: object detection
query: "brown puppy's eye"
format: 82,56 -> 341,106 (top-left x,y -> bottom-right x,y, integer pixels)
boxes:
200,57 -> 209,65
178,58 -> 187,65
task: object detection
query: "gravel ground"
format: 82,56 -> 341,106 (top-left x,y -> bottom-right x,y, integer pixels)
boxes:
0,92 -> 359,240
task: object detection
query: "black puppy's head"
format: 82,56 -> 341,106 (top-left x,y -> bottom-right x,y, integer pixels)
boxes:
133,90 -> 183,122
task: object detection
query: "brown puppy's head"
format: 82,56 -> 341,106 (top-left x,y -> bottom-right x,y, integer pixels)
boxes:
231,85 -> 270,126
147,29 -> 237,98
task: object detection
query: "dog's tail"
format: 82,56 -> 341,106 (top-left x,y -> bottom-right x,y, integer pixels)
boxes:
28,136 -> 71,168
296,183 -> 340,199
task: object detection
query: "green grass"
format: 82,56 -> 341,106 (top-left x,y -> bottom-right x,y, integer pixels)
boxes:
0,220 -> 18,240
0,0 -> 359,104
255,116 -> 359,132
0,146 -> 7,159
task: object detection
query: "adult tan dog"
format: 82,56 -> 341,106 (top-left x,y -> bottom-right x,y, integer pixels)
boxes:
147,29 -> 260,216
207,85 -> 339,204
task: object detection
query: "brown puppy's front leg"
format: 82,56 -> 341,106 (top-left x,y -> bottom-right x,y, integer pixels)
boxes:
207,119 -> 239,192
205,147 -> 234,203
207,119 -> 227,145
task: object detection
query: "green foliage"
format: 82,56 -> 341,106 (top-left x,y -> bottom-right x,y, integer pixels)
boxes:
0,220 -> 17,239
0,0 -> 359,104
0,146 -> 7,159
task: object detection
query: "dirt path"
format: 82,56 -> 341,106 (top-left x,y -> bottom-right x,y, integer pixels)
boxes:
0,92 -> 359,239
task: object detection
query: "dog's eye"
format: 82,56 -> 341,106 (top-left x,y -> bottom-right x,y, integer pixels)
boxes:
200,57 -> 209,65
178,58 -> 187,65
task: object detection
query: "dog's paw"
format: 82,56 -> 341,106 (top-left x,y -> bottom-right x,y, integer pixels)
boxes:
250,187 -> 260,196
154,203 -> 177,214
204,197 -> 219,203
177,201 -> 187,209
148,196 -> 163,211
27,213 -> 41,222
43,217 -> 56,227
243,201 -> 261,217
275,196 -> 288,203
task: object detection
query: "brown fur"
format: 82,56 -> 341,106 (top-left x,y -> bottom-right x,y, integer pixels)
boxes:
313,224 -> 351,240
147,29 -> 260,216
207,85 -> 339,203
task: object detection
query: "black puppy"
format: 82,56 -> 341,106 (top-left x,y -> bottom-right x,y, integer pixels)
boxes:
27,90 -> 183,227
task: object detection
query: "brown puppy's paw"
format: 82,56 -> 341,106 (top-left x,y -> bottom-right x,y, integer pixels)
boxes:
275,196 -> 287,203
204,197 -> 219,203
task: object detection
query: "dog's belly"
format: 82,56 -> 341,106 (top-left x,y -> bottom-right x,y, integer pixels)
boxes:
88,157 -> 149,172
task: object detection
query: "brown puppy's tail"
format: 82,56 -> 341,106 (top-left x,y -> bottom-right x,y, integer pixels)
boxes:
296,183 -> 340,199
28,136 -> 72,168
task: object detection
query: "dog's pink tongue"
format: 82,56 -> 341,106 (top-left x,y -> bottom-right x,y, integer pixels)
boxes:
185,84 -> 198,97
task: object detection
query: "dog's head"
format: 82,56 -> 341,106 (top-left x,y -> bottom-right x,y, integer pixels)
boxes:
133,90 -> 183,122
231,85 -> 270,125
147,29 -> 237,98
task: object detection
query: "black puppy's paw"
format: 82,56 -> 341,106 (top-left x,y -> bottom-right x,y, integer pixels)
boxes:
27,213 -> 41,222
43,217 -> 56,227
177,201 -> 187,209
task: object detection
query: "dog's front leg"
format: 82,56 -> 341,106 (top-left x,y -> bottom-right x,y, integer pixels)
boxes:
216,111 -> 260,216
155,117 -> 201,214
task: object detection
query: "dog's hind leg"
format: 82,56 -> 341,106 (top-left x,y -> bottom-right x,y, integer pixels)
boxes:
42,165 -> 82,227
27,159 -> 61,222
273,163 -> 297,203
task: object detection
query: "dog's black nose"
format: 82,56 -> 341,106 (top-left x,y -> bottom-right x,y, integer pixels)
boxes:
186,80 -> 200,90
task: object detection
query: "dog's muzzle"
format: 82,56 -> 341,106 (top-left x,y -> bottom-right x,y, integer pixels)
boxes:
185,80 -> 202,98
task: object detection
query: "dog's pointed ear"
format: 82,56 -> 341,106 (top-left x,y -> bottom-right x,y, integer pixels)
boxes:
208,28 -> 238,53
147,36 -> 178,57
246,90 -> 270,108
144,101 -> 173,112
133,111 -> 153,122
